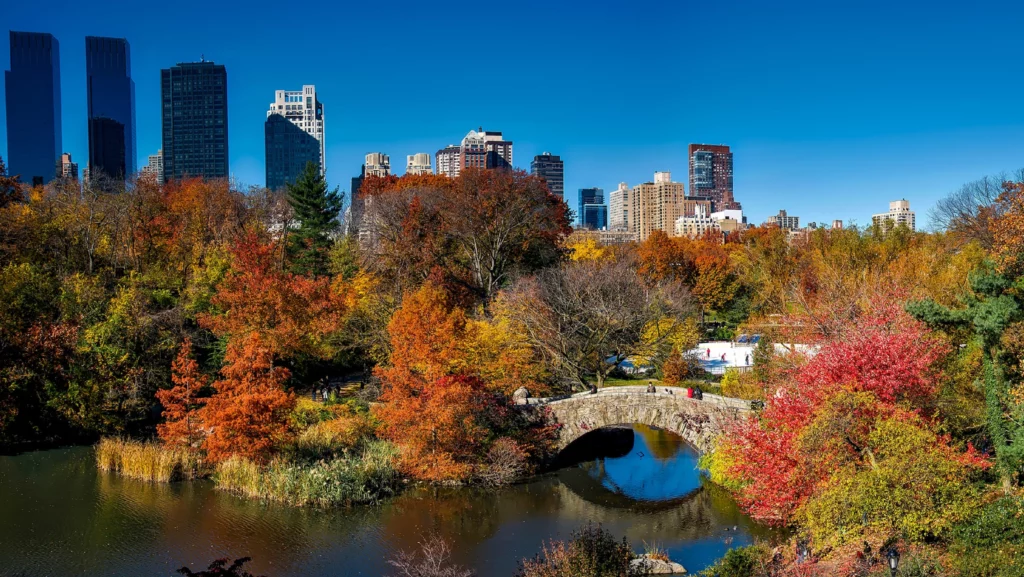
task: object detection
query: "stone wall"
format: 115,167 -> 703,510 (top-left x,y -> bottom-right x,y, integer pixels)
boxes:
523,386 -> 753,454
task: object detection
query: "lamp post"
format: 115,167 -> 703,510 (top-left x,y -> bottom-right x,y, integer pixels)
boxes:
887,547 -> 900,577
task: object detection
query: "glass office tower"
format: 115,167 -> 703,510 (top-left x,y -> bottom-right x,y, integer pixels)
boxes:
86,36 -> 136,179
5,31 -> 62,186
161,61 -> 229,180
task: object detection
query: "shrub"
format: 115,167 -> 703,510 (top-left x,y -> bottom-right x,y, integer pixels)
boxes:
720,369 -> 762,401
477,437 -> 529,486
95,437 -> 205,482
285,404 -> 376,461
213,439 -> 400,507
515,524 -> 648,577
178,557 -> 264,577
388,534 -> 475,577
948,496 -> 1024,577
698,545 -> 766,577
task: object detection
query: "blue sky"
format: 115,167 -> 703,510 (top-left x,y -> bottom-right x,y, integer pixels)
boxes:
3,0 -> 1023,228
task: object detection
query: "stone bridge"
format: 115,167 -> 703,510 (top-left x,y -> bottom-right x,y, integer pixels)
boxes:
517,386 -> 755,453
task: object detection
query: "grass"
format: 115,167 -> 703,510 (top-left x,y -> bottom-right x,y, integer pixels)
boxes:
642,540 -> 670,562
213,439 -> 401,507
95,437 -> 206,482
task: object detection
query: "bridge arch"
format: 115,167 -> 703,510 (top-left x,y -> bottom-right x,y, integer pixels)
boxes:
519,386 -> 753,454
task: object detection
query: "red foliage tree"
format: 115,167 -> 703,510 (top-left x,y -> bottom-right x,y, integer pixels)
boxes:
156,338 -> 208,449
718,302 -> 957,525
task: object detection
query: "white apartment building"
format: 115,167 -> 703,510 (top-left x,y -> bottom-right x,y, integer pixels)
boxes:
608,182 -> 630,231
406,153 -> 433,175
675,204 -> 719,238
436,145 -> 461,177
365,153 -> 391,177
267,85 -> 325,175
872,199 -> 916,232
141,149 -> 163,184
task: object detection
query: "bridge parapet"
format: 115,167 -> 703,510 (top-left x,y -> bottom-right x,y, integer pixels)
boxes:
518,385 -> 753,453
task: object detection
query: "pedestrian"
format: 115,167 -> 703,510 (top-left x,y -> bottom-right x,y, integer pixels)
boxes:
745,354 -> 750,365
694,385 -> 703,400
311,388 -> 318,402
322,388 -> 328,402
589,383 -> 598,395
647,381 -> 656,393
721,352 -> 726,362
706,347 -> 711,359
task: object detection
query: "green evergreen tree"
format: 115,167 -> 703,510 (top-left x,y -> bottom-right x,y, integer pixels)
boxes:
907,265 -> 1024,488
286,161 -> 343,277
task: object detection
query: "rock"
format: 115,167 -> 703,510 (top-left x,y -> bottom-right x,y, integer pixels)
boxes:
631,555 -> 686,574
512,387 -> 531,404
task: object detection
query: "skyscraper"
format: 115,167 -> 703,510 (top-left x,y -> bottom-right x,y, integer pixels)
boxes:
406,153 -> 433,175
5,31 -> 62,186
265,85 -> 324,190
531,153 -> 564,199
578,187 -> 607,230
86,37 -> 136,180
688,144 -> 739,211
160,61 -> 228,180
631,171 -> 687,241
437,129 -> 513,177
608,182 -> 629,231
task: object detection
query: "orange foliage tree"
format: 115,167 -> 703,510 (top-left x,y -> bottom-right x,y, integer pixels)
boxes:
155,338 -> 208,449
202,334 -> 294,463
195,233 -> 350,462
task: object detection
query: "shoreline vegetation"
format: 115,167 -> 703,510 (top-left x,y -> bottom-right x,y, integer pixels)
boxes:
5,158 -> 1024,575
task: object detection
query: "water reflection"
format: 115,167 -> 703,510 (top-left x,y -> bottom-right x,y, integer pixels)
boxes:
0,428 -> 777,577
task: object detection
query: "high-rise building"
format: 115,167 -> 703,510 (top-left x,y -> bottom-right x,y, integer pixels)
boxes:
531,153 -> 564,198
265,85 -> 324,190
689,144 -> 739,211
5,31 -> 62,186
578,187 -> 606,229
630,171 -> 687,241
608,182 -> 630,231
86,37 -> 136,180
160,61 -> 228,180
435,145 -> 461,177
141,149 -> 164,184
406,153 -> 433,175
56,153 -> 78,180
872,200 -> 916,232
765,209 -> 800,231
481,130 -> 513,170
365,153 -> 390,177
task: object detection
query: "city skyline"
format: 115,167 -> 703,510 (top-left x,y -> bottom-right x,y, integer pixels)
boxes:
3,1 -> 1024,227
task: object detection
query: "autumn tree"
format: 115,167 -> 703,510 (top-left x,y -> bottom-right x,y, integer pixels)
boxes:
0,156 -> 23,208
156,338 -> 208,449
500,256 -> 694,389
708,301 -> 964,527
202,334 -> 294,463
360,169 -> 570,303
286,161 -> 343,277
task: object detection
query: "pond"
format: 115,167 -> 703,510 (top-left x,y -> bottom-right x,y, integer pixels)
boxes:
0,425 -> 775,576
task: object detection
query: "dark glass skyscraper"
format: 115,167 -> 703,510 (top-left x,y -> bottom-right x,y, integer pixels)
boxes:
161,61 -> 228,180
530,153 -> 564,199
688,144 -> 739,211
5,31 -> 61,186
265,114 -> 320,190
578,187 -> 607,230
86,37 -> 136,180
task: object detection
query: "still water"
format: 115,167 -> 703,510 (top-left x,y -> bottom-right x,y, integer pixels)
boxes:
0,426 -> 773,576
